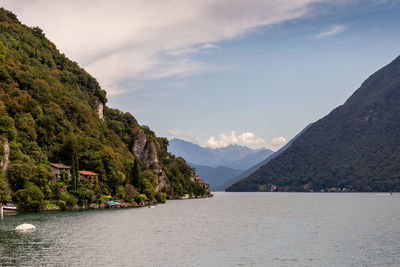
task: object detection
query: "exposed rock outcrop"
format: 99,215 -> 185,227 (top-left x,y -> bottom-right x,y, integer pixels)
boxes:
96,99 -> 104,120
190,168 -> 210,192
155,168 -> 169,192
0,139 -> 9,172
132,129 -> 158,166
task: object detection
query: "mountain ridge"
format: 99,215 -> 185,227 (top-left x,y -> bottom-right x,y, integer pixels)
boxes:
168,138 -> 273,168
227,56 -> 400,192
168,138 -> 274,190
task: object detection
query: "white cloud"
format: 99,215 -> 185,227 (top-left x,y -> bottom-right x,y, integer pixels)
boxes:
166,43 -> 219,57
166,130 -> 197,142
2,0 -> 331,94
270,136 -> 288,149
205,131 -> 266,148
315,24 -> 347,39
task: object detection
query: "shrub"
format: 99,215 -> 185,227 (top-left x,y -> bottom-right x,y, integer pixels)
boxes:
65,196 -> 77,210
124,183 -> 138,201
57,200 -> 66,210
134,194 -> 147,206
0,116 -> 16,141
13,184 -> 45,212
155,192 -> 166,203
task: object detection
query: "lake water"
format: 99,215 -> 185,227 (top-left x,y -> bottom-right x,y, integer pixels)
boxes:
1,192 -> 399,266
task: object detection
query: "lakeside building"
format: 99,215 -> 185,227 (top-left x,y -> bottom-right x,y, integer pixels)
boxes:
50,163 -> 71,179
79,170 -> 99,186
79,170 -> 99,179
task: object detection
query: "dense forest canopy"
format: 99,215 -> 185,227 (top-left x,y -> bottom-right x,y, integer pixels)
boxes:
0,8 -> 209,211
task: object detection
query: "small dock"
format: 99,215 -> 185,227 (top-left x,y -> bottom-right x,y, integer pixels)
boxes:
1,203 -> 17,216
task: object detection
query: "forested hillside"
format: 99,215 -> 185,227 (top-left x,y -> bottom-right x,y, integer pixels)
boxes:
0,8 -> 209,211
228,56 -> 400,192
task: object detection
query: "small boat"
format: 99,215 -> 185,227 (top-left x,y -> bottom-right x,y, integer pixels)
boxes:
15,223 -> 36,231
148,205 -> 156,208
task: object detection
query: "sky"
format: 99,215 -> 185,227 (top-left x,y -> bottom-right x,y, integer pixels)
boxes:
2,0 -> 400,150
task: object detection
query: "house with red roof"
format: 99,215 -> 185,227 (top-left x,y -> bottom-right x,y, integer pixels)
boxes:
79,170 -> 99,187
50,163 -> 71,179
79,170 -> 99,179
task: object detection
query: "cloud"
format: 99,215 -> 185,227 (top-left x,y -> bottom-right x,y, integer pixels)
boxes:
2,0 -> 331,94
205,131 -> 266,148
270,136 -> 288,149
165,43 -> 219,57
166,130 -> 197,142
315,24 -> 347,39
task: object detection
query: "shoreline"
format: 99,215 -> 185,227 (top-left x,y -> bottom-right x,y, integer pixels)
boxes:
4,194 -> 214,214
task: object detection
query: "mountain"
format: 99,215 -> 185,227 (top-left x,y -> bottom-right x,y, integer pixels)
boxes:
225,123 -> 312,190
188,163 -> 243,191
168,138 -> 274,191
227,149 -> 275,170
228,56 -> 400,192
168,138 -> 273,169
0,8 -> 209,211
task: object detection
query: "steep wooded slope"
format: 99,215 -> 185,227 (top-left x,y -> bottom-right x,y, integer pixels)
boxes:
0,8 -> 208,209
228,56 -> 400,192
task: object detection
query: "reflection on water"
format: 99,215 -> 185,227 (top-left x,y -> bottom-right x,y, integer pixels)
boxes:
1,193 -> 400,266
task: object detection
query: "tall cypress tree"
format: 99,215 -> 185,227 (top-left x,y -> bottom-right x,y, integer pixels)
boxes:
131,158 -> 140,188
71,150 -> 79,190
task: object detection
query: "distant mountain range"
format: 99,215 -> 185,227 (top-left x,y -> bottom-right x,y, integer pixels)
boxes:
228,55 -> 400,192
168,139 -> 273,169
168,139 -> 274,190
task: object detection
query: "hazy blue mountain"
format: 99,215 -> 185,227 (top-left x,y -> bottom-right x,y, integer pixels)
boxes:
188,163 -> 243,191
168,138 -> 274,190
168,138 -> 273,169
226,149 -> 274,170
228,55 -> 400,192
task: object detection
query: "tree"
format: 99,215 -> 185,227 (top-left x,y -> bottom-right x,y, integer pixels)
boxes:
7,161 -> 33,191
71,150 -> 79,190
130,158 -> 140,188
0,116 -> 16,141
0,172 -> 10,203
13,184 -> 45,211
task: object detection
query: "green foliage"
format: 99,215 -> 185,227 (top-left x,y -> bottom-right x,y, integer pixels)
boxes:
73,188 -> 95,206
0,116 -> 16,141
65,195 -> 77,210
139,170 -> 156,200
130,158 -> 140,188
57,200 -> 66,210
134,194 -> 147,206
7,161 -> 33,191
124,183 -> 138,201
13,184 -> 45,211
0,172 -> 10,203
154,191 -> 166,203
71,150 -> 79,190
115,185 -> 127,201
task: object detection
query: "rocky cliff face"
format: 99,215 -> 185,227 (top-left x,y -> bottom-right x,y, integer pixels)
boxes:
190,169 -> 210,191
0,139 -> 9,172
131,129 -> 169,191
155,168 -> 169,192
97,99 -> 104,121
132,129 -> 158,166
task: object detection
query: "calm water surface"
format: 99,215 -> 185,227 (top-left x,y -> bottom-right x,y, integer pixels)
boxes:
1,192 -> 400,266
